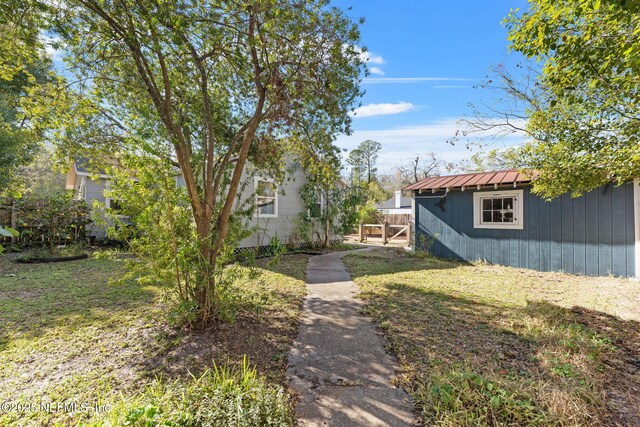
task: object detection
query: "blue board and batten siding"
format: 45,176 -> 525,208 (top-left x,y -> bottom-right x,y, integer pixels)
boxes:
414,182 -> 635,277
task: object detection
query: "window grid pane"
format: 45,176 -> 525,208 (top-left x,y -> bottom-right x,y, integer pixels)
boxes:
256,180 -> 277,216
480,196 -> 515,224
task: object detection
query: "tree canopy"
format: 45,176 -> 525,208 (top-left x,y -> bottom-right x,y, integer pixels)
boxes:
0,1 -> 59,193
347,139 -> 381,185
505,0 -> 640,198
47,0 -> 363,326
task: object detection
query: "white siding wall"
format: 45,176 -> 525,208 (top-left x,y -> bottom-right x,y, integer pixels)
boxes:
73,166 -> 340,247
71,175 -> 109,238
237,166 -> 312,248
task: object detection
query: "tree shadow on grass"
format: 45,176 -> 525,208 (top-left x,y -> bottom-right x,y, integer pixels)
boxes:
0,257 -> 160,350
344,247 -> 469,279
135,254 -> 312,384
359,281 -> 640,426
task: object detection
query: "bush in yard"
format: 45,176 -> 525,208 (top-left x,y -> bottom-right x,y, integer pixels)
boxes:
99,155 -> 253,326
17,191 -> 91,252
298,179 -> 365,246
89,357 -> 293,427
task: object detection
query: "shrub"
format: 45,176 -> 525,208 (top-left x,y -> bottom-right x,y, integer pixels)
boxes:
89,357 -> 294,427
99,156 -> 253,327
15,191 -> 91,251
415,367 -> 548,426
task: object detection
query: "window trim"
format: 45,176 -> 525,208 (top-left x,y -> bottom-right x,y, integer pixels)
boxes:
473,189 -> 523,230
254,177 -> 278,219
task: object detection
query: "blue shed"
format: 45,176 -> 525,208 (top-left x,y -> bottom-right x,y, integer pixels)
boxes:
405,170 -> 639,278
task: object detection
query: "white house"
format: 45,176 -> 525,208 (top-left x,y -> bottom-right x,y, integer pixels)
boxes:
66,159 -> 340,248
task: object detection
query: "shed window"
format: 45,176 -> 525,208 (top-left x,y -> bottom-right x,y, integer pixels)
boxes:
473,190 -> 523,230
255,178 -> 278,218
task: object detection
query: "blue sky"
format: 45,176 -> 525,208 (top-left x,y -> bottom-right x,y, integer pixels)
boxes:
333,0 -> 530,172
47,2 -> 529,173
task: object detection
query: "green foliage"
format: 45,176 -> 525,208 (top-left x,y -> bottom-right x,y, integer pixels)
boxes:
357,203 -> 381,225
505,0 -> 640,198
298,179 -> 364,244
0,1 -> 64,192
12,145 -> 67,199
347,140 -> 382,185
16,191 -> 91,251
99,156 -> 254,326
48,0 -> 363,327
90,357 -> 293,427
267,235 -> 286,260
418,368 -> 546,426
0,225 -> 18,254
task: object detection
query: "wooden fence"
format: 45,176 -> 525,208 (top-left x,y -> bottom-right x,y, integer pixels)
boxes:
358,223 -> 411,245
0,199 -> 90,246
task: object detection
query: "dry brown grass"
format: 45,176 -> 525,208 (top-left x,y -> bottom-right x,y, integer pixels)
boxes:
344,249 -> 640,427
0,251 -> 308,426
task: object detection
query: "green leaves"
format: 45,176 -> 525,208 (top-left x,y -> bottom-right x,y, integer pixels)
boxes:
0,226 -> 19,238
505,0 -> 640,198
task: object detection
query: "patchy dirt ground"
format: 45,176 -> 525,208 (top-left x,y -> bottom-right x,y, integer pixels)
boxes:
0,252 -> 308,426
344,249 -> 640,427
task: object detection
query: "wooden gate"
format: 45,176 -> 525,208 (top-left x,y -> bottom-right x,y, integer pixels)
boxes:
358,223 -> 411,245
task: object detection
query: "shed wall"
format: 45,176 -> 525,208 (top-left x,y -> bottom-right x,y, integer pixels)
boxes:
414,183 -> 635,277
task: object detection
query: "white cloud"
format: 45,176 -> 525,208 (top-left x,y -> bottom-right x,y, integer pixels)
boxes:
369,66 -> 385,76
433,85 -> 472,89
335,118 -> 528,172
361,51 -> 385,65
350,46 -> 385,65
363,77 -> 474,84
352,102 -> 415,118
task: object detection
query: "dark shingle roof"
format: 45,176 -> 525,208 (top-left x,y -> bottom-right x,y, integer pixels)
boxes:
75,158 -> 107,175
375,195 -> 412,210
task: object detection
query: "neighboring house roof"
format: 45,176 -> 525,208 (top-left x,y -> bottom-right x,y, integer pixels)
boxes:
75,157 -> 108,175
66,158 -> 113,190
375,196 -> 412,210
404,170 -> 536,192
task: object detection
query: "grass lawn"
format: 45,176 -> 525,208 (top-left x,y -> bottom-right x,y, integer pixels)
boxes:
344,249 -> 640,427
0,251 -> 309,426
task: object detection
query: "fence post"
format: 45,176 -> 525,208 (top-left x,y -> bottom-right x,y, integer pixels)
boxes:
406,222 -> 411,245
382,223 -> 388,245
10,201 -> 17,246
358,223 -> 364,242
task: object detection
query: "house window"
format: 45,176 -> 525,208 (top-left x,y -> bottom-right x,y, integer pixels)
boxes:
108,199 -> 124,213
473,190 -> 523,230
309,191 -> 324,219
255,178 -> 278,218
77,177 -> 87,201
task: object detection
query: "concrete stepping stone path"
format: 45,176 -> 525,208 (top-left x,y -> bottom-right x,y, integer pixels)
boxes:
287,250 -> 417,426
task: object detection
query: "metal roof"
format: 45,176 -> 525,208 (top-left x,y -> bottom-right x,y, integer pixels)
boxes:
404,170 -> 535,191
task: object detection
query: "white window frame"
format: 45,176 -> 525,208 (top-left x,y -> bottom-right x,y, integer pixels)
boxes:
308,190 -> 325,219
473,189 -> 523,230
255,177 -> 278,219
78,176 -> 87,201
